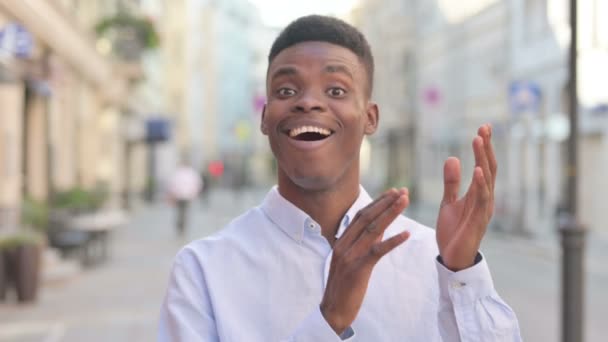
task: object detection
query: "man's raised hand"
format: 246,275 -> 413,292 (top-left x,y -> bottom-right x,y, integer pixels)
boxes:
320,188 -> 410,334
436,124 -> 497,271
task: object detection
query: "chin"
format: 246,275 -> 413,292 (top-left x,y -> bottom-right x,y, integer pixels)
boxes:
286,164 -> 349,192
277,158 -> 357,193
290,175 -> 337,192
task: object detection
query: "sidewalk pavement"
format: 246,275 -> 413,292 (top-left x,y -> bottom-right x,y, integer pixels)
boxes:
0,187 -> 266,342
0,206 -> 172,341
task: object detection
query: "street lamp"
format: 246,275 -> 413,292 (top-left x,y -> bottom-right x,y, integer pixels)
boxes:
559,1 -> 586,341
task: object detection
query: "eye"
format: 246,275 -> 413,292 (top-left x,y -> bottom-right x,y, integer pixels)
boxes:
327,87 -> 346,97
277,88 -> 296,97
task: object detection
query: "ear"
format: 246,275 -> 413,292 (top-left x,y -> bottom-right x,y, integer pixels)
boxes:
260,105 -> 269,135
364,102 -> 379,135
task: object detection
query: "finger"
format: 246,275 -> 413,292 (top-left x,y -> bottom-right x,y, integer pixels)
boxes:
356,190 -> 409,246
470,166 -> 492,229
473,166 -> 490,206
461,166 -> 491,231
338,189 -> 401,247
473,135 -> 492,193
441,157 -> 461,206
480,124 -> 497,189
477,164 -> 494,217
463,163 -> 480,203
367,230 -> 410,264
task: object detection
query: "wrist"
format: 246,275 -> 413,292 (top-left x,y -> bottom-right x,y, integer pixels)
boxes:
438,252 -> 481,271
320,303 -> 348,335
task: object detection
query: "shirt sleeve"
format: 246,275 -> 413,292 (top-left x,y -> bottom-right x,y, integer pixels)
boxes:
436,253 -> 523,342
158,248 -> 219,342
282,306 -> 355,341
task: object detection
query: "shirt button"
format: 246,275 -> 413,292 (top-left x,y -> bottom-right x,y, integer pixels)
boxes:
307,223 -> 320,233
451,282 -> 466,289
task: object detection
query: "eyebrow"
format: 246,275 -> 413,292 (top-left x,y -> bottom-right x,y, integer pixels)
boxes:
324,64 -> 353,80
269,64 -> 354,82
269,66 -> 298,81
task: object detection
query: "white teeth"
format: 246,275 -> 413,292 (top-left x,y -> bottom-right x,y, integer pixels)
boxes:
289,126 -> 332,138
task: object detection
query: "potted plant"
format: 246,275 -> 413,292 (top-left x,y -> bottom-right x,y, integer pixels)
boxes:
46,184 -> 114,263
21,196 -> 49,232
0,198 -> 49,302
95,13 -> 159,61
0,232 -> 44,303
51,187 -> 101,215
46,187 -> 99,253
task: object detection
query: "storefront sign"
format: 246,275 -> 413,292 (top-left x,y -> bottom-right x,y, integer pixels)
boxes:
145,118 -> 171,143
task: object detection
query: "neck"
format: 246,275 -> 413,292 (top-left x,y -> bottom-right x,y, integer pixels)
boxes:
277,172 -> 360,246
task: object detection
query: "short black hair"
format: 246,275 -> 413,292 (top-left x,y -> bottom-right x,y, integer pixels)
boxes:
268,15 -> 375,96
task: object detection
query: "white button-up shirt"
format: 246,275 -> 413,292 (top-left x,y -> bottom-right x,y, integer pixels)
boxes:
159,186 -> 522,341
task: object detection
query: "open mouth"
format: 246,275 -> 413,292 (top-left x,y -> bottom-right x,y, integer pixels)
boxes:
288,126 -> 334,141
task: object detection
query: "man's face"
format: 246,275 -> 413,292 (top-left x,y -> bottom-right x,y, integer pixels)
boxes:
262,41 -> 378,191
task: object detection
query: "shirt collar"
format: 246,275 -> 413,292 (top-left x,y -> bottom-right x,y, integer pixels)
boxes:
260,185 -> 373,243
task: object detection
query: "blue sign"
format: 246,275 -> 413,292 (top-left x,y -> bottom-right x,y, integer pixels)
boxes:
509,81 -> 542,115
0,23 -> 34,58
145,118 -> 171,143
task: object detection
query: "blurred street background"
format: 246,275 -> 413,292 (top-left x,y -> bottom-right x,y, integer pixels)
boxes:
0,0 -> 607,341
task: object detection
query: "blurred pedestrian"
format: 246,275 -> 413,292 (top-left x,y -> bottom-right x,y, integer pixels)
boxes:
199,171 -> 211,207
166,161 -> 202,236
159,15 -> 522,341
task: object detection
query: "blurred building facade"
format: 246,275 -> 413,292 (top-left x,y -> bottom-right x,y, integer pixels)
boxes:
160,0 -> 271,188
0,0 -> 157,233
247,23 -> 281,187
352,0 -> 608,235
351,0 -> 418,197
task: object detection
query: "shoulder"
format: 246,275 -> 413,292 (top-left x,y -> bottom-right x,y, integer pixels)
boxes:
174,206 -> 269,264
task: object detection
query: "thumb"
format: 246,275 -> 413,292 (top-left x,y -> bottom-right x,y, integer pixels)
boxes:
441,157 -> 461,206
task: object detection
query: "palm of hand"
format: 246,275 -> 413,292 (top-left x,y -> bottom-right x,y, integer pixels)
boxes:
435,125 -> 496,271
436,181 -> 491,270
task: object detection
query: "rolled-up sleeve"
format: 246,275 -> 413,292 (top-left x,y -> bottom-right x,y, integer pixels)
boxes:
436,254 -> 522,342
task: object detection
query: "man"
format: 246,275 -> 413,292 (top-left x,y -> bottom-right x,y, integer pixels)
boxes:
166,160 -> 202,235
159,15 -> 522,341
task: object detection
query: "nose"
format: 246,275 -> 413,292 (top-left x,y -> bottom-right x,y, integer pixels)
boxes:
293,89 -> 325,113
